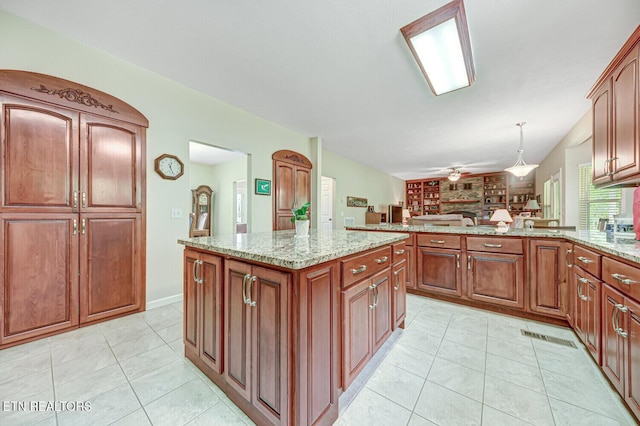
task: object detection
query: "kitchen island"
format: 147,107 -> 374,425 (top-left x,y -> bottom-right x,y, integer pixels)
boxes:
178,229 -> 408,426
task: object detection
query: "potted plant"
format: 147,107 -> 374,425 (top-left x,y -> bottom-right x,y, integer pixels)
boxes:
291,202 -> 310,237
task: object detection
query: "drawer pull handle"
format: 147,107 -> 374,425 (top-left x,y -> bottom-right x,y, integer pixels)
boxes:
393,270 -> 401,290
351,265 -> 367,274
394,249 -> 406,255
614,304 -> 628,338
467,255 -> 471,270
242,273 -> 251,304
577,278 -> 588,301
484,243 -> 502,248
375,256 -> 389,264
577,256 -> 594,264
430,239 -> 446,244
456,254 -> 460,269
566,249 -> 573,268
611,273 -> 638,285
369,285 -> 379,310
194,260 -> 204,284
248,276 -> 257,307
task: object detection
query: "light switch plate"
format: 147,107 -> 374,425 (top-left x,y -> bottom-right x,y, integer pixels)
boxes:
170,208 -> 182,219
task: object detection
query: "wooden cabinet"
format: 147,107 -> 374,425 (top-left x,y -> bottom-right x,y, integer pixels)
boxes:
392,256 -> 407,330
272,150 -> 311,230
418,246 -> 462,297
224,259 -> 290,425
0,215 -> 79,344
341,268 -> 392,389
183,249 -> 223,374
588,27 -> 640,186
573,266 -> 601,363
529,239 -> 567,318
466,237 -> 524,309
602,284 -> 640,419
566,246 -> 575,326
0,71 -> 147,346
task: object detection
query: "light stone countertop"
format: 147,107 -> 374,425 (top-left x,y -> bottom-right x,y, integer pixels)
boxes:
178,229 -> 409,270
347,224 -> 640,264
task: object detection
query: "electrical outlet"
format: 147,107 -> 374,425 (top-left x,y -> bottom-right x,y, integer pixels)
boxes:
170,208 -> 182,219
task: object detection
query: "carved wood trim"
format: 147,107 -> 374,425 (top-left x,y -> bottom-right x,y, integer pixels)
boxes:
0,70 -> 148,127
272,150 -> 312,168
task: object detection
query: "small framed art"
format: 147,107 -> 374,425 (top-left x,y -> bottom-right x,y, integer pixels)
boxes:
255,179 -> 271,195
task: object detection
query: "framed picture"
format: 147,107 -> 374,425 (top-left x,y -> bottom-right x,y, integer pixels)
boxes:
255,178 -> 271,195
347,196 -> 368,207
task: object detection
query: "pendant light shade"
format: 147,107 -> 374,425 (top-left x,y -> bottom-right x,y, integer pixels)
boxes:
505,122 -> 538,178
448,169 -> 461,181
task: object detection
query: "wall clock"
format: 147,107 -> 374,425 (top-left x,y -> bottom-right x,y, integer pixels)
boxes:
154,154 -> 184,180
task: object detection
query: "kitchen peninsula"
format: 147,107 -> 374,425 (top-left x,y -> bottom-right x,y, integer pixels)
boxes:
348,223 -> 640,420
178,229 -> 409,426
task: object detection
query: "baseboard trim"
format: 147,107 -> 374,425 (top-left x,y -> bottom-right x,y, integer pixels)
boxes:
146,293 -> 183,310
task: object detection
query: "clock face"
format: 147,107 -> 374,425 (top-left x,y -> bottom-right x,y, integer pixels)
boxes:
155,154 -> 184,180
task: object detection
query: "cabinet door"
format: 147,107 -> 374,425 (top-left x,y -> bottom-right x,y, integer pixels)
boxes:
417,247 -> 462,297
467,252 -> 524,309
529,240 -> 567,318
79,214 -> 142,323
1,96 -> 79,213
80,114 -> 144,213
274,161 -> 296,230
566,247 -> 575,327
592,78 -> 613,185
611,44 -> 640,181
224,260 -> 252,401
603,284 -> 625,394
251,265 -> 290,425
584,276 -> 601,363
341,279 -> 373,389
405,244 -> 416,289
200,252 -> 223,374
625,297 -> 640,419
371,270 -> 392,354
0,214 -> 79,344
392,259 -> 407,330
183,250 -> 199,354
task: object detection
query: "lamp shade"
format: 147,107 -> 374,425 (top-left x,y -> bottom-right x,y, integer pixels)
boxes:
524,199 -> 541,210
490,209 -> 513,223
402,209 -> 411,219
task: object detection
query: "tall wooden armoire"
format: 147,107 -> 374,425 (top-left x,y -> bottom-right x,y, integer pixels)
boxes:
0,70 -> 147,347
272,150 -> 312,230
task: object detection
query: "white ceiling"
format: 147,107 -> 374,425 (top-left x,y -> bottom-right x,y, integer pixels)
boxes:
2,0 -> 638,180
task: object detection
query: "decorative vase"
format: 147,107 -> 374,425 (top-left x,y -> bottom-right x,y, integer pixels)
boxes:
295,220 -> 309,238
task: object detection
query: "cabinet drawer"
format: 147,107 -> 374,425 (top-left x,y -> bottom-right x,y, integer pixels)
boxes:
603,256 -> 640,299
466,237 -> 523,254
416,234 -> 461,249
573,245 -> 602,277
342,246 -> 392,288
392,242 -> 408,263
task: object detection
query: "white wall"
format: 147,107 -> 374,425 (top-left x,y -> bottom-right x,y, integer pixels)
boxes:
322,150 -> 405,226
0,10 -> 405,305
0,10 -> 311,304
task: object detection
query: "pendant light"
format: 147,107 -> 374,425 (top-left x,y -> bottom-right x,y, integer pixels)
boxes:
505,122 -> 538,178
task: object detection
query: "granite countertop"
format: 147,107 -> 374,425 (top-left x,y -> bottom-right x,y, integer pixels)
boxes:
178,229 -> 409,270
347,224 -> 640,264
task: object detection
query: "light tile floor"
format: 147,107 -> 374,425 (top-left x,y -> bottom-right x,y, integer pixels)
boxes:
0,295 -> 635,425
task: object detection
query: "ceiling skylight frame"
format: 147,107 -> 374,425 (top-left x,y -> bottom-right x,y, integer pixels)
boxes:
400,0 -> 476,96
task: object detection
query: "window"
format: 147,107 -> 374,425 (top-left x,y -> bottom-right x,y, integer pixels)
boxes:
578,163 -> 621,231
542,170 -> 562,221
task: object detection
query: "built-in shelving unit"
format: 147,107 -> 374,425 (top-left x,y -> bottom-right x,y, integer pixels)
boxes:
406,171 -> 537,220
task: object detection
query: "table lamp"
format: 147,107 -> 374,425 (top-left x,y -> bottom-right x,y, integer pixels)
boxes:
490,209 -> 513,233
402,209 -> 411,226
524,199 -> 541,217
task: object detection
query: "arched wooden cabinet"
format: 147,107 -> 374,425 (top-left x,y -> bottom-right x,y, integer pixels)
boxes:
0,70 -> 147,347
190,185 -> 213,237
272,150 -> 312,230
